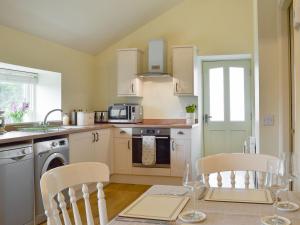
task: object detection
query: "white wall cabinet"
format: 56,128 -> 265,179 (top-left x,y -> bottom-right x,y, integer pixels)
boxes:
69,129 -> 111,170
117,48 -> 143,97
172,46 -> 199,96
113,128 -> 132,174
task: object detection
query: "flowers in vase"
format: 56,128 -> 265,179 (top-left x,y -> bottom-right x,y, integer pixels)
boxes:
8,102 -> 30,123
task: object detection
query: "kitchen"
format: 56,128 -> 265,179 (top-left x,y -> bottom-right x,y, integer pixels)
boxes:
1,0 -> 300,225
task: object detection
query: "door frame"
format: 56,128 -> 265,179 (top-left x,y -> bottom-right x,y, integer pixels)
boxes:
198,54 -> 257,155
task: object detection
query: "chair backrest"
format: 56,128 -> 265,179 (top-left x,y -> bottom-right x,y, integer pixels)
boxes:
40,162 -> 110,225
196,153 -> 279,189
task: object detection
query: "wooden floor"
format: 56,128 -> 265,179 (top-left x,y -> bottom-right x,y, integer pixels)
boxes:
40,183 -> 151,225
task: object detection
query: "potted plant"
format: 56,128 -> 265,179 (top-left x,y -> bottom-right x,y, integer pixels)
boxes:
8,102 -> 29,123
185,104 -> 197,125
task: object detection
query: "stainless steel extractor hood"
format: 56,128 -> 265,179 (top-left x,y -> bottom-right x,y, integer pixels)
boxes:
139,39 -> 170,77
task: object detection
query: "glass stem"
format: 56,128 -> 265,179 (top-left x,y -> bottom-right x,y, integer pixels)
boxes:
192,186 -> 196,214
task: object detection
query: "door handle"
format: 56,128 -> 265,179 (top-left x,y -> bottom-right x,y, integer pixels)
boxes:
92,133 -> 96,142
128,140 -> 131,150
204,114 -> 212,123
171,139 -> 175,151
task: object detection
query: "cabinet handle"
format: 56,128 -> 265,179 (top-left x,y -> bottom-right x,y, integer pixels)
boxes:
128,140 -> 131,150
96,132 -> 99,142
120,130 -> 126,134
131,83 -> 134,93
92,133 -> 96,142
177,131 -> 184,135
175,82 -> 178,93
171,139 -> 175,151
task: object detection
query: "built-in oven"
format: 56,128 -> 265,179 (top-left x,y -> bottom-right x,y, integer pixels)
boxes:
132,128 -> 170,168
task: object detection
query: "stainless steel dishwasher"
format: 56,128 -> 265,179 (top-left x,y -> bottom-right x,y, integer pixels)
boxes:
0,143 -> 34,225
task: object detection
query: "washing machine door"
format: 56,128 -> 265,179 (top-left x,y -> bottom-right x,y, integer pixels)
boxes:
41,152 -> 67,176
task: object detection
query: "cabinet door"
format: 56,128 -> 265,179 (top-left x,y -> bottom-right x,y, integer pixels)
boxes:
94,129 -> 111,170
113,138 -> 132,174
69,131 -> 94,163
171,138 -> 190,177
117,49 -> 143,96
173,46 -> 198,96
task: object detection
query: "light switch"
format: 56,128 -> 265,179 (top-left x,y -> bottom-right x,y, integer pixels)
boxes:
263,114 -> 274,126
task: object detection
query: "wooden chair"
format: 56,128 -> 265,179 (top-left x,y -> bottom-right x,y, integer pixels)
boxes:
196,153 -> 279,189
40,162 -> 110,225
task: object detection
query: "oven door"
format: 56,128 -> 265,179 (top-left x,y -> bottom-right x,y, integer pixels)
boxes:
132,135 -> 170,168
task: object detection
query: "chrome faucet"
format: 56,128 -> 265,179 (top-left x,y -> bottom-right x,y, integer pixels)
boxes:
42,109 -> 63,126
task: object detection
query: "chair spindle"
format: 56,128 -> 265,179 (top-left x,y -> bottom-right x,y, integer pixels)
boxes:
217,172 -> 222,187
57,192 -> 72,225
244,171 -> 250,189
82,184 -> 95,225
69,187 -> 83,225
51,197 -> 62,225
230,171 -> 235,188
204,174 -> 210,187
97,183 -> 108,225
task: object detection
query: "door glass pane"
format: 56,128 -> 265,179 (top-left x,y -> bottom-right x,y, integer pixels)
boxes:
229,67 -> 245,121
209,67 -> 224,121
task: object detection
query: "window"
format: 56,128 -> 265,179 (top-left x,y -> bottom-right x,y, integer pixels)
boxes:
0,63 -> 62,124
209,67 -> 224,121
229,67 -> 245,121
0,69 -> 36,123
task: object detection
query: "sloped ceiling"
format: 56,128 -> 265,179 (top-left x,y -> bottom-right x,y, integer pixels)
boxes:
0,0 -> 183,54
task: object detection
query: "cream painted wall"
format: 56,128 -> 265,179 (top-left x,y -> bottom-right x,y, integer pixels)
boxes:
0,25 -> 95,114
94,0 -> 254,118
292,0 -> 300,190
256,0 -> 291,156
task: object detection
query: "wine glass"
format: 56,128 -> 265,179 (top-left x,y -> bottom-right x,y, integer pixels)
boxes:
263,160 -> 290,225
180,163 -> 206,222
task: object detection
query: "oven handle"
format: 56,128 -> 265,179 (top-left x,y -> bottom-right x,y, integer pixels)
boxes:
132,136 -> 169,139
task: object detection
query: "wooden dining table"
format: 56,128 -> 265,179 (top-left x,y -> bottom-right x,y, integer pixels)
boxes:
108,185 -> 300,225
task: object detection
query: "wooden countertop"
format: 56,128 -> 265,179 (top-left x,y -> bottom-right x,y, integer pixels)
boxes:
0,119 -> 199,145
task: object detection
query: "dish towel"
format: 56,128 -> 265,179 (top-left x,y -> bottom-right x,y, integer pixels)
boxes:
142,136 -> 156,166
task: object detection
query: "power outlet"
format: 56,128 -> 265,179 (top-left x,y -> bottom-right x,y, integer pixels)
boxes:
263,114 -> 274,126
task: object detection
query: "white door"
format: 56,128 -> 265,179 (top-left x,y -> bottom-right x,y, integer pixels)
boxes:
113,138 -> 132,174
203,60 -> 251,156
69,132 -> 94,163
94,129 -> 111,169
171,138 -> 189,177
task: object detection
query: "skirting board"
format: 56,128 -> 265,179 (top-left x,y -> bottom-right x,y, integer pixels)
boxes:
110,174 -> 182,185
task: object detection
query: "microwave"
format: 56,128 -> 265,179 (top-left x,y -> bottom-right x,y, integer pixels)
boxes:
108,104 -> 143,123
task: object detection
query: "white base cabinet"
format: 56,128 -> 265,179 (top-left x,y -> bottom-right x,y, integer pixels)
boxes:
94,129 -> 112,171
70,127 -> 200,180
69,131 -> 95,163
113,128 -> 132,174
170,128 -> 200,177
69,129 -> 112,171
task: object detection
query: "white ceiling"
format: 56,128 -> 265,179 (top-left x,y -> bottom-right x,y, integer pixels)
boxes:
0,0 -> 182,54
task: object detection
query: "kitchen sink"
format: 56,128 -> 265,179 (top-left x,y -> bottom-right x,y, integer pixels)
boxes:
17,125 -> 68,133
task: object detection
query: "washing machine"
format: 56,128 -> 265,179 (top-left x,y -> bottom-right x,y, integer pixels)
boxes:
34,137 -> 69,224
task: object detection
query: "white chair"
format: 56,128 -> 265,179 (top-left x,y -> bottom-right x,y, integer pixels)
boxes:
40,162 -> 110,225
196,153 -> 279,189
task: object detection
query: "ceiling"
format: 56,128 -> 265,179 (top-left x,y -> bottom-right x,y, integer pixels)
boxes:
0,0 -> 182,54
